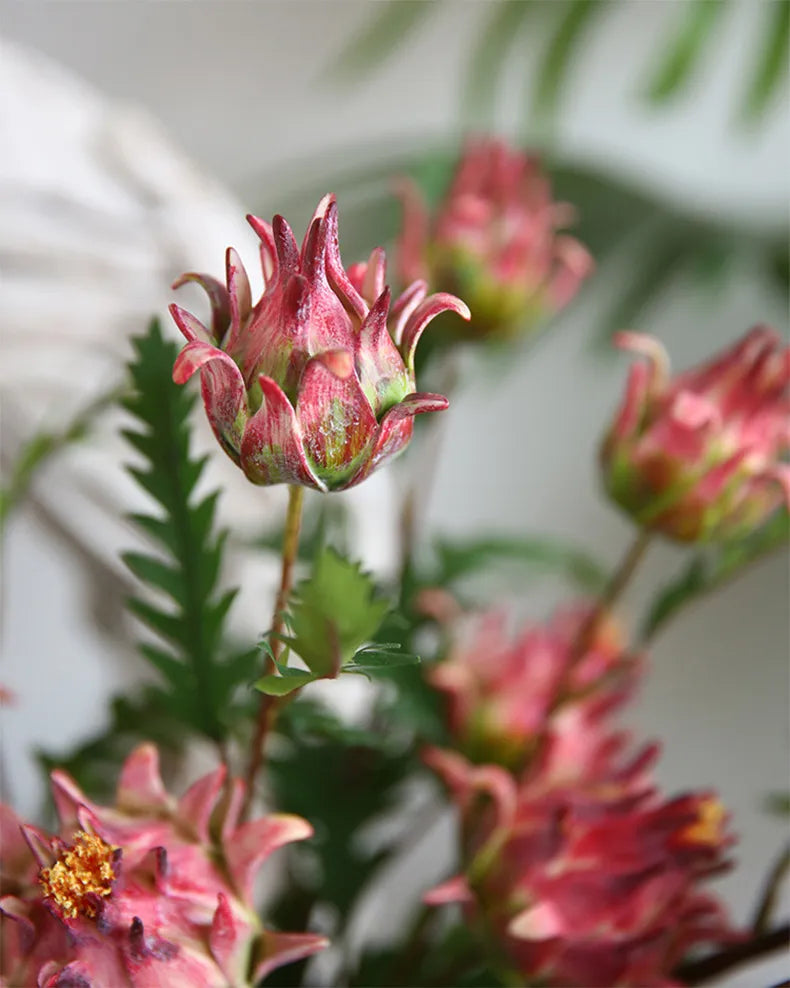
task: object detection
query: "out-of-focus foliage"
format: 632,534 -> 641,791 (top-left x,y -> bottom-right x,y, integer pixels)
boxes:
640,509 -> 790,644
334,0 -> 788,126
0,387 -> 123,536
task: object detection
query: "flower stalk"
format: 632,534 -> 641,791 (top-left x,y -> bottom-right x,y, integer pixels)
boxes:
241,484 -> 305,820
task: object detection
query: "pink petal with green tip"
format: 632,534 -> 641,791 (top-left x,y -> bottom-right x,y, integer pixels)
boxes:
295,350 -> 378,489
226,813 -> 314,902
240,374 -> 324,490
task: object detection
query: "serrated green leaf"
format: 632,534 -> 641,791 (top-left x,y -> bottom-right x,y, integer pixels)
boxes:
640,510 -> 789,643
646,0 -> 728,103
741,0 -> 790,121
122,552 -> 182,602
127,597 -> 184,648
136,642 -> 190,686
284,547 -> 390,678
120,319 -> 253,741
255,670 -> 316,696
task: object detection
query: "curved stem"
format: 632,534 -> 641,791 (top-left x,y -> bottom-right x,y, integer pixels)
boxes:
240,484 -> 304,821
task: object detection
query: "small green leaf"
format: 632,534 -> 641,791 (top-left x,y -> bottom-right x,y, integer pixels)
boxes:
284,547 -> 390,678
255,670 -> 317,696
646,0 -> 728,103
345,648 -> 421,671
741,0 -> 790,121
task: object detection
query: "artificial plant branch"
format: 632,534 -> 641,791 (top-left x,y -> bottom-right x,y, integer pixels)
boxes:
673,922 -> 789,985
241,483 -> 305,820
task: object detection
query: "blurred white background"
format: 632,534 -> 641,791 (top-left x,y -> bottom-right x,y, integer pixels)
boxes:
1,3 -> 787,985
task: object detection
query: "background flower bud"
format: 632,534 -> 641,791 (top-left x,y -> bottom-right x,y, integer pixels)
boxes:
396,138 -> 593,343
601,326 -> 790,543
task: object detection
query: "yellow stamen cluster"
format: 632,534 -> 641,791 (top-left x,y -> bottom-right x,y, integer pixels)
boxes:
680,799 -> 726,846
39,830 -> 116,919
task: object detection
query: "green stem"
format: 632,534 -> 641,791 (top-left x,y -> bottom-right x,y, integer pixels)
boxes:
241,484 -> 304,821
570,527 -> 652,663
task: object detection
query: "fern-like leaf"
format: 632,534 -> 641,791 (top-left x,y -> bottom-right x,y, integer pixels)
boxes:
121,319 -> 254,740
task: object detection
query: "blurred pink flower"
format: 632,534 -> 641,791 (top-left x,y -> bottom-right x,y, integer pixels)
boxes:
429,604 -> 634,768
0,745 -> 327,987
424,606 -> 739,987
396,138 -> 593,342
171,194 -> 469,492
601,326 -> 790,542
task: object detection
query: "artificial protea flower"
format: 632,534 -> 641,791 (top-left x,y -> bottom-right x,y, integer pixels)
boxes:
396,138 -> 593,342
170,194 -> 469,491
424,746 -> 737,987
0,745 -> 327,987
429,605 -> 635,768
601,326 -> 790,542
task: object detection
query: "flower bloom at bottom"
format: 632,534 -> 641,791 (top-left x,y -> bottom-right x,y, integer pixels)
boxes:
0,745 -> 327,987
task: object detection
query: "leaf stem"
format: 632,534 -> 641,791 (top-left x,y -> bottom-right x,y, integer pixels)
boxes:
241,484 -> 304,820
570,527 -> 653,663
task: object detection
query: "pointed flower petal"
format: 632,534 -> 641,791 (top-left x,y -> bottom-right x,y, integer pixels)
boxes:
226,814 -> 314,902
295,351 -> 378,489
171,273 -> 231,343
240,375 -> 324,490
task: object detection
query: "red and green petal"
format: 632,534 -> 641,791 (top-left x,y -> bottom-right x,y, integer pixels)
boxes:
355,287 -> 412,415
400,292 -> 471,376
240,375 -> 324,490
295,351 -> 378,490
347,392 -> 448,488
172,340 -> 248,464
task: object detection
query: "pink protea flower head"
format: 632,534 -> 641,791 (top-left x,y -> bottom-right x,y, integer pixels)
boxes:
601,326 -> 790,542
424,745 -> 737,987
396,138 -> 593,342
0,745 -> 327,987
170,194 -> 470,491
429,604 -> 634,768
